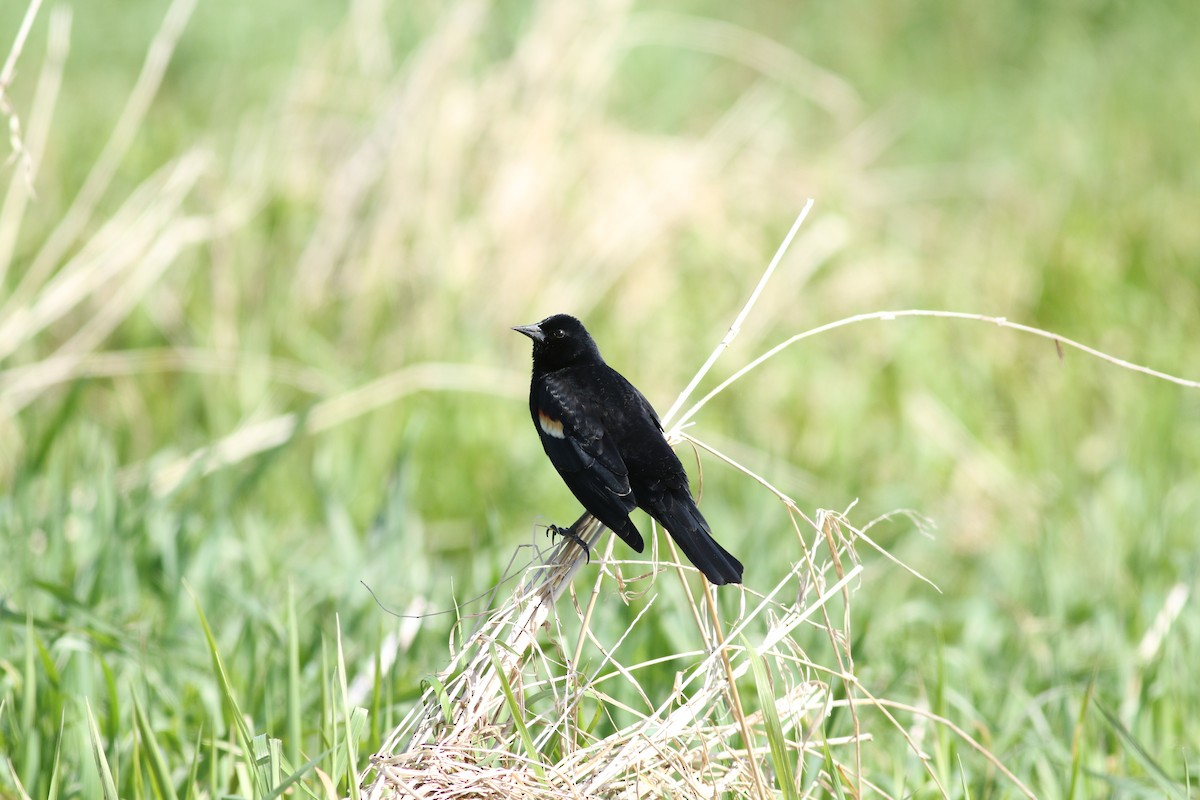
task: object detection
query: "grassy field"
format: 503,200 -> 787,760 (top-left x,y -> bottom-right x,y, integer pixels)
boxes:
2,0 -> 1198,797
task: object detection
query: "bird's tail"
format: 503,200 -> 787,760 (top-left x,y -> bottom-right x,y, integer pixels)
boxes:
653,493 -> 744,585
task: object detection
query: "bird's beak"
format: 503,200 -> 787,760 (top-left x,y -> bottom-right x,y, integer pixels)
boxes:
512,323 -> 544,343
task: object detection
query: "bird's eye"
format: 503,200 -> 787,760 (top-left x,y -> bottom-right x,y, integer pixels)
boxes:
550,329 -> 566,339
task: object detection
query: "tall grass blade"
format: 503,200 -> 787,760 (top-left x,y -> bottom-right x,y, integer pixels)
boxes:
20,616 -> 40,795
747,639 -> 799,800
132,694 -> 180,800
1067,677 -> 1095,800
263,745 -> 335,800
1093,699 -> 1186,798
334,615 -> 359,792
45,713 -> 64,800
182,727 -> 202,800
192,589 -> 267,798
84,702 -> 120,800
286,583 -> 301,768
488,645 -> 545,781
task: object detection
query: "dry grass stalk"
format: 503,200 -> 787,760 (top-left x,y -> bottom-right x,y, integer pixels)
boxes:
360,508 -> 870,800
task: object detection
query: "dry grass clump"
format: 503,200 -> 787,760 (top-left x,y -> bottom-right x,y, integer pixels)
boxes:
361,507 -> 871,799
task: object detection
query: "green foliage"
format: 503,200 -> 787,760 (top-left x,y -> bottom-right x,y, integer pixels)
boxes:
1,0 -> 1198,797
748,640 -> 800,799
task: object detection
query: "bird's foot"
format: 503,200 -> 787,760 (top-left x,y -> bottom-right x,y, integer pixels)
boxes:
547,524 -> 591,563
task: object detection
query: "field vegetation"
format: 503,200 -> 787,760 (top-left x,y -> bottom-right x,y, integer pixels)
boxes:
1,0 -> 1197,797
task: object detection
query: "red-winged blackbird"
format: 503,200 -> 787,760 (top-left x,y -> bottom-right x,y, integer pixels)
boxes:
514,314 -> 744,585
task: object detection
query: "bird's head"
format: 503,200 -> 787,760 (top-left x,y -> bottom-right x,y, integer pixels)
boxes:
513,314 -> 605,372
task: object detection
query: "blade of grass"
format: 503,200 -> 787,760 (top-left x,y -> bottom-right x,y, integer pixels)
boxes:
20,616 -> 40,795
821,738 -> 849,799
263,745 -> 336,800
319,636 -> 330,764
334,615 -> 358,792
99,655 -> 120,753
421,675 -> 453,726
183,726 -> 202,800
252,735 -> 281,790
132,694 -> 181,800
286,583 -> 301,769
131,727 -> 145,800
747,639 -> 799,800
191,587 -> 267,799
488,645 -> 545,780
370,622 -> 383,748
84,702 -> 120,800
1067,676 -> 1096,800
0,751 -> 34,800
45,713 -> 64,800
346,709 -> 368,792
1093,698 -> 1187,798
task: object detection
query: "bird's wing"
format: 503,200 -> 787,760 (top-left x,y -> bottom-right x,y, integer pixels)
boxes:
534,375 -> 637,515
633,385 -> 663,432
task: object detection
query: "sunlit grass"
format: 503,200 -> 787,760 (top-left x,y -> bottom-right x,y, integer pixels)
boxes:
1,0 -> 1198,797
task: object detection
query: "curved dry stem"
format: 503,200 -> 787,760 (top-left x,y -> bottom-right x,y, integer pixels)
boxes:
851,695 -> 1039,800
676,308 -> 1200,431
0,346 -> 332,406
2,0 -> 197,316
121,362 -> 524,495
661,199 -> 815,427
0,0 -> 44,191
0,3 -> 68,283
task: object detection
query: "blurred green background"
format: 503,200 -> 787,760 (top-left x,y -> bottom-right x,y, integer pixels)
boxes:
2,0 -> 1197,796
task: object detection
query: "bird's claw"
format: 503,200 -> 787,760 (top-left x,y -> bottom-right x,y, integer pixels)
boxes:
547,524 -> 591,563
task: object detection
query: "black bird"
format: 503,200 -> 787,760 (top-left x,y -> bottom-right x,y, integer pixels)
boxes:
514,314 -> 744,585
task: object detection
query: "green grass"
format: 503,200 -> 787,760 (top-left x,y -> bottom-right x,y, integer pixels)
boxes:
2,0 -> 1198,797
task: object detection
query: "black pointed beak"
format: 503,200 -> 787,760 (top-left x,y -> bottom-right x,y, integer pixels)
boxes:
512,323 -> 544,343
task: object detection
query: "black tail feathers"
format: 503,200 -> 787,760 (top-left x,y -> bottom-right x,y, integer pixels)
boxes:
651,493 -> 743,585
